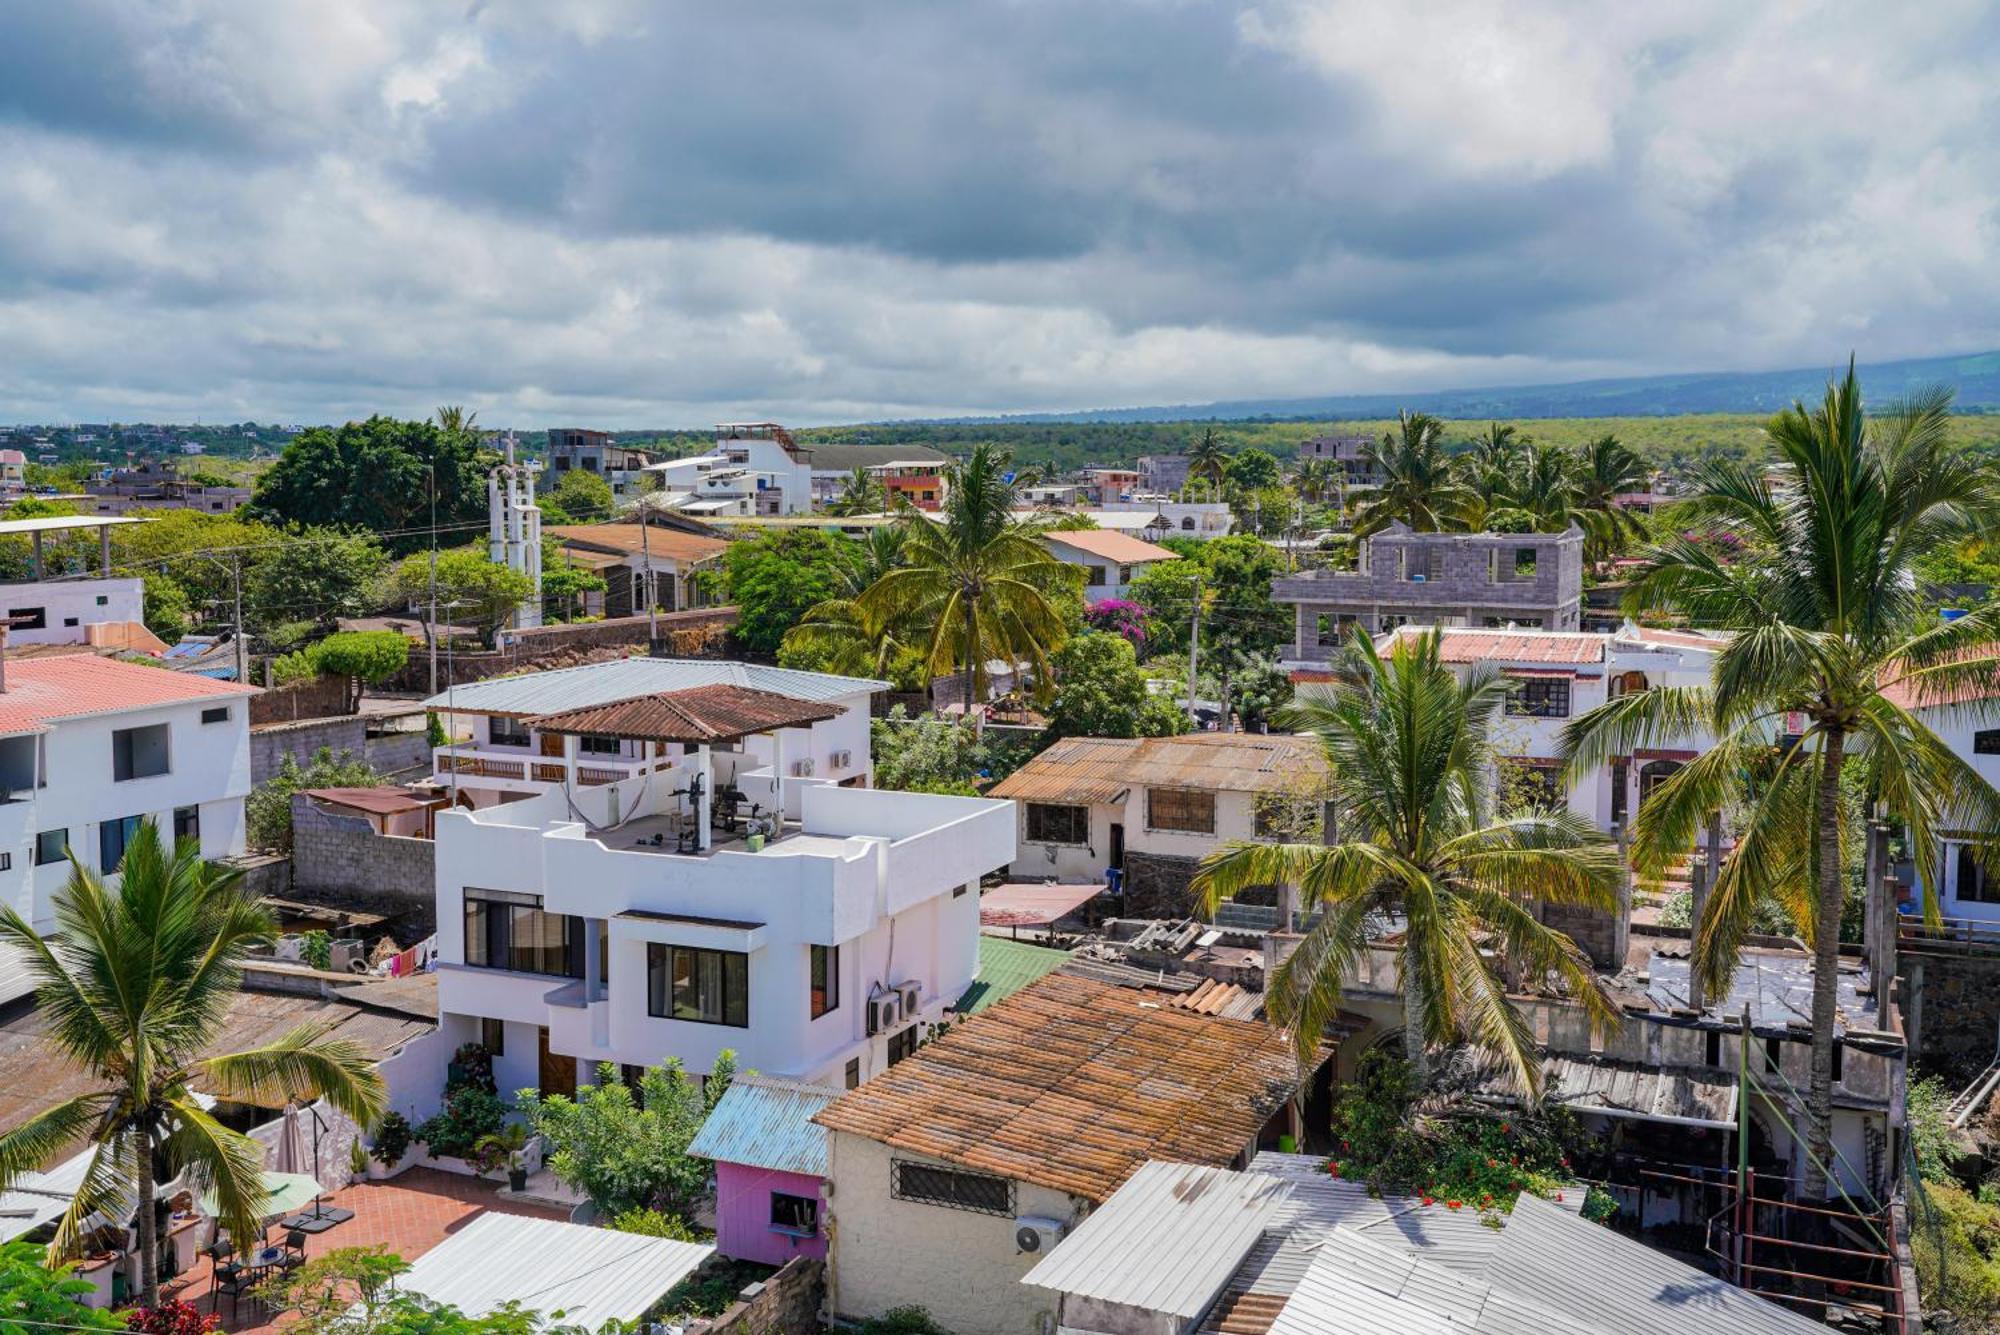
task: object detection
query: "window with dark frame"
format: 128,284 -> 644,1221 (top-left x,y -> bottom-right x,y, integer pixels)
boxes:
1084,565 -> 1107,586
112,723 -> 170,781
811,943 -> 840,1019
1025,803 -> 1090,845
887,1026 -> 918,1065
890,1160 -> 1013,1215
481,1016 -> 506,1055
463,888 -> 585,978
1505,678 -> 1571,718
172,805 -> 200,845
844,1058 -> 861,1089
1975,729 -> 2000,756
1958,845 -> 1999,904
1146,787 -> 1215,834
6,607 -> 44,631
770,1192 -> 819,1235
487,716 -> 531,747
35,827 -> 67,865
579,735 -> 622,756
647,943 -> 749,1027
200,706 -> 230,724
99,814 -> 143,872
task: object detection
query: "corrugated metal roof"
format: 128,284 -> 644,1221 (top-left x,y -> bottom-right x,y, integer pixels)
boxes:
1021,1162 -> 1292,1317
1436,1050 -> 1737,1127
526,684 -> 842,743
547,523 -> 730,564
395,1212 -> 712,1324
0,939 -> 36,1009
814,975 -> 1326,1203
988,733 -> 1327,806
954,936 -> 1073,1015
0,1183 -> 70,1242
686,1075 -> 837,1177
422,657 -> 888,715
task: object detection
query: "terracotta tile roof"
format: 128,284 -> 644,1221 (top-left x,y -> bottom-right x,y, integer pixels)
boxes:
0,654 -> 256,736
812,973 -> 1322,1202
547,523 -> 730,564
1388,627 -> 1606,665
525,683 -> 842,744
1042,528 -> 1179,564
1880,644 -> 2000,709
987,733 -> 1326,806
1623,626 -> 1730,652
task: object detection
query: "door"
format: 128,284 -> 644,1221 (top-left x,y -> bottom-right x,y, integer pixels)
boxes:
540,730 -> 564,758
1108,822 -> 1125,870
537,1027 -> 576,1099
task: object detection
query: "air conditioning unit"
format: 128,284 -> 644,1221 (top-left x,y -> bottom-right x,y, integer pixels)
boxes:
1015,1215 -> 1066,1255
867,991 -> 902,1036
895,980 -> 922,1016
791,758 -> 816,777
829,749 -> 853,770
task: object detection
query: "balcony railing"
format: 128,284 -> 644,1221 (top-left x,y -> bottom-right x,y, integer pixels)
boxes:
433,745 -> 649,787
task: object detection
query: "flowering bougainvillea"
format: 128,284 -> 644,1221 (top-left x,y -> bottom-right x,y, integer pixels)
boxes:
125,1299 -> 220,1335
1082,598 -> 1146,645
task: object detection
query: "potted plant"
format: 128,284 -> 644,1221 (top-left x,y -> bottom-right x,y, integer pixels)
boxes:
369,1112 -> 414,1179
473,1124 -> 532,1192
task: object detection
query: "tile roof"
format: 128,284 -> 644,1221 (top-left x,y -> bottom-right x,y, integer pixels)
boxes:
1042,528 -> 1179,564
525,683 -> 842,743
954,936 -> 1074,1014
812,973 -> 1323,1202
546,522 -> 730,564
989,732 -> 1325,806
1621,626 -> 1730,652
0,654 -> 256,736
686,1074 -> 838,1176
1878,644 -> 2000,709
1387,627 -> 1606,665
421,657 -> 889,715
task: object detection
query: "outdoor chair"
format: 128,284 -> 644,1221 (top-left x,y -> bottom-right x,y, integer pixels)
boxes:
207,1244 -> 249,1317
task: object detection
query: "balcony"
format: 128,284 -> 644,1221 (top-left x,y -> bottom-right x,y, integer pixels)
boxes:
432,744 -> 654,789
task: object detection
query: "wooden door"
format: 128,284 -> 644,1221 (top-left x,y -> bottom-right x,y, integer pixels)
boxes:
537,1027 -> 576,1099
540,730 -> 565,758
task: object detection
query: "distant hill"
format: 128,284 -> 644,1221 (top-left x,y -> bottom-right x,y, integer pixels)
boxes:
931,351 -> 2000,425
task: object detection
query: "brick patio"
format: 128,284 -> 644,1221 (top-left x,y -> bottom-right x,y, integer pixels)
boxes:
165,1169 -> 568,1333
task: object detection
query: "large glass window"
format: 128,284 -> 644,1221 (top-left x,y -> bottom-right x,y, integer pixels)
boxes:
811,944 -> 840,1019
112,724 -> 170,781
99,815 -> 144,872
34,827 -> 67,866
487,716 -> 530,747
172,805 -> 200,846
1025,803 -> 1089,845
1505,678 -> 1571,718
1960,846 -> 1999,904
463,889 -> 585,978
579,735 -> 622,757
648,944 -> 748,1027
1146,787 -> 1215,834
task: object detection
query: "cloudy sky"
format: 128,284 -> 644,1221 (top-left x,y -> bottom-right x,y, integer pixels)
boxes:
0,1 -> 1996,427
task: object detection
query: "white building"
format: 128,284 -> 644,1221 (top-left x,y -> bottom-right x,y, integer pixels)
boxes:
1892,667 -> 2000,921
430,683 -> 1015,1096
425,659 -> 884,807
1039,529 -> 1177,605
642,424 -> 815,518
0,655 -> 255,940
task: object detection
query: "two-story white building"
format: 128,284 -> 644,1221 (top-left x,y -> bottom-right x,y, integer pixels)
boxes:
1039,529 -> 1176,605
430,682 -> 1016,1097
1888,663 -> 2000,921
0,655 -> 256,941
642,424 -> 816,518
426,659 -> 885,809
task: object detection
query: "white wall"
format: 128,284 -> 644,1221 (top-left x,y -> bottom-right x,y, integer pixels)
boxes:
0,577 -> 145,644
1006,800 -> 1116,883
1917,701 -> 2000,918
825,1132 -> 1080,1335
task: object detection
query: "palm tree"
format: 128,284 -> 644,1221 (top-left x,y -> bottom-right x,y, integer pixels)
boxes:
1568,434 -> 1651,560
1469,422 -> 1525,470
1192,629 -> 1621,1095
1504,443 -> 1579,532
1351,411 -> 1472,536
827,466 -> 888,517
1293,458 -> 1340,506
1561,361 -> 2000,1197
432,405 -> 478,437
0,826 -> 387,1304
783,525 -> 917,678
1187,429 -> 1229,494
859,444 -> 1079,712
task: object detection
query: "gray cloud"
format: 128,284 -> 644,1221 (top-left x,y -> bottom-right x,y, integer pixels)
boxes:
0,0 -> 1995,426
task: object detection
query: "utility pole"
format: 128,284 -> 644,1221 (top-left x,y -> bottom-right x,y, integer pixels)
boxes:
231,553 -> 245,686
639,499 -> 658,644
428,461 -> 439,695
1186,573 -> 1202,727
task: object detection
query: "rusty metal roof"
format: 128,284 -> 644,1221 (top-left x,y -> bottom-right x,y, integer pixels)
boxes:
812,973 -> 1325,1203
1384,627 -> 1607,665
304,786 -> 437,816
987,733 -> 1327,806
525,683 -> 842,744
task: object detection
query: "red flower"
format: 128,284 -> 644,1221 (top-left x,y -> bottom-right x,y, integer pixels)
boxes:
1500,1123 -> 1512,1134
1447,1199 -> 1462,1210
1555,1191 -> 1566,1202
1328,1162 -> 1342,1177
1420,1195 -> 1434,1206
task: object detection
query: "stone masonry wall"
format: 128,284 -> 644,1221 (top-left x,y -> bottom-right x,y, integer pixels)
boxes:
289,796 -> 436,934
1122,850 -> 1201,918
686,1257 -> 823,1335
364,729 -> 431,777
1898,952 -> 2000,1078
249,675 -> 352,724
251,716 -> 368,785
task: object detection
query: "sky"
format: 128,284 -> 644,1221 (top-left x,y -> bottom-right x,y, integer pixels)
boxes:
0,0 -> 1996,429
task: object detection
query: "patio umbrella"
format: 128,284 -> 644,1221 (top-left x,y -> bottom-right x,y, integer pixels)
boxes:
201,1171 -> 323,1241
272,1104 -> 310,1178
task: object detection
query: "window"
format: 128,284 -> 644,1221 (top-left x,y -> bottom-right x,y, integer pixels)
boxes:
579,735 -> 622,757
845,1058 -> 861,1090
891,1160 -> 1013,1215
771,1192 -> 819,1236
0,852 -> 10,871
1408,548 -> 1443,581
1505,678 -> 1571,718
648,944 -> 748,1027
1976,729 -> 2000,756
481,1017 -> 506,1055
810,944 -> 840,1019
112,723 -> 169,781
1704,1029 -> 1721,1068
34,828 -> 66,865
1315,613 -> 1355,647
201,706 -> 230,725
6,607 -> 44,631
1085,565 -> 1107,587
487,717 -> 530,747
1959,845 -> 1999,903
172,805 -> 200,845
887,1025 -> 919,1065
463,889 -> 585,978
1025,803 -> 1089,845
1147,787 -> 1216,834
99,814 -> 143,872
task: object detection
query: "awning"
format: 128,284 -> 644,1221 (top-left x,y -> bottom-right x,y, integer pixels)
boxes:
980,882 -> 1106,928
1502,667 -> 1578,679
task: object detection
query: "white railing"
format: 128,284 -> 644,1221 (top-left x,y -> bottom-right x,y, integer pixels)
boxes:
431,744 -> 653,787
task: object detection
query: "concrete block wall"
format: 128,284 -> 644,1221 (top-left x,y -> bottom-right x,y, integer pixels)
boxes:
364,729 -> 431,777
251,716 -> 368,785
289,796 -> 437,933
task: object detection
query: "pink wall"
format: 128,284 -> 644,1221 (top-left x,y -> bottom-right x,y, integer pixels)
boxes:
713,1162 -> 828,1266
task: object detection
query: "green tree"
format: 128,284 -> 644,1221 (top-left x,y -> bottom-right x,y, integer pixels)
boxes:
859,444 -> 1079,711
871,708 -> 982,795
721,528 -> 854,657
1500,443 -> 1578,533
250,416 -> 494,554
244,530 -> 389,636
247,747 -> 383,851
1567,434 -> 1651,560
826,467 -> 889,517
257,1245 -> 600,1335
380,547 -> 536,649
538,468 -> 615,526
0,825 -> 386,1304
307,630 -> 411,706
517,1056 -> 738,1222
1043,632 -> 1189,741
0,1242 -> 123,1335
1225,447 -> 1281,491
1193,630 -> 1620,1093
141,573 -> 195,641
1186,428 -> 1229,493
781,526 -> 922,682
1352,410 -> 1471,536
1563,364 -> 2000,1198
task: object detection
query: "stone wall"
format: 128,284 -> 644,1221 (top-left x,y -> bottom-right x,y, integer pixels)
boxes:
365,729 -> 431,777
686,1257 -> 823,1335
289,796 -> 437,934
251,716 -> 367,784
1899,951 -> 2000,1078
1122,849 -> 1201,918
378,606 -> 738,691
250,675 -> 352,724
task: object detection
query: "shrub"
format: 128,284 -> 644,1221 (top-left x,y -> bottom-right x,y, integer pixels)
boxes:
860,1306 -> 952,1335
611,1208 -> 706,1242
307,630 -> 410,684
271,649 -> 319,687
517,1055 -> 738,1220
300,929 -> 332,971
416,1086 -> 510,1161
0,1242 -> 123,1333
124,1299 -> 219,1335
244,747 -> 382,852
1913,1180 -> 2000,1329
370,1111 -> 413,1168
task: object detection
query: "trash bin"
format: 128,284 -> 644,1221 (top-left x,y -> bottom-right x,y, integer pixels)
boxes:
1104,867 -> 1123,895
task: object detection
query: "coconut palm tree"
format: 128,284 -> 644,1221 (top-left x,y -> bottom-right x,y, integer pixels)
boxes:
827,466 -> 888,517
1293,458 -> 1340,507
1187,429 -> 1229,494
1469,422 -> 1525,471
0,826 -> 387,1304
1569,434 -> 1651,560
1502,442 -> 1580,533
1192,629 -> 1622,1095
782,525 -> 917,678
1561,361 -> 2000,1197
859,444 -> 1080,712
1350,411 -> 1472,536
